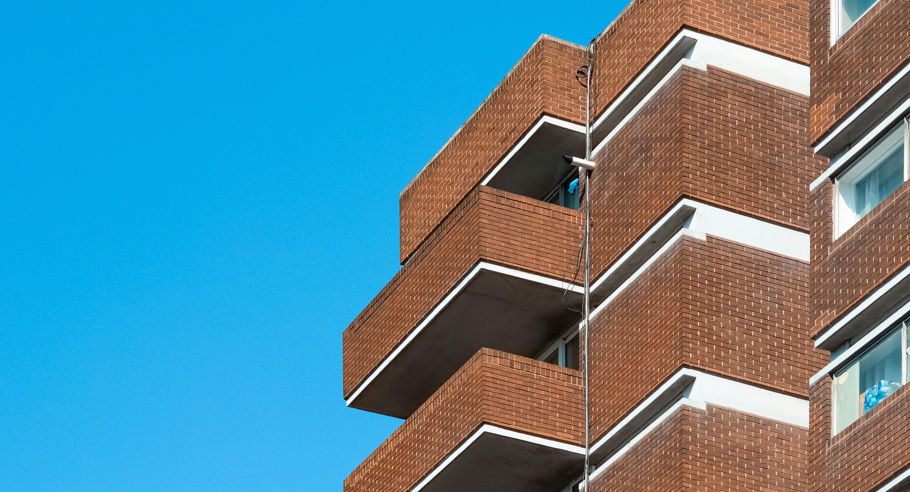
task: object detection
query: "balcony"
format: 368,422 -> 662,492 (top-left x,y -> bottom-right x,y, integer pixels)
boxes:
586,232 -> 824,440
343,186 -> 583,418
588,64 -> 825,280
399,35 -> 586,264
343,349 -> 584,492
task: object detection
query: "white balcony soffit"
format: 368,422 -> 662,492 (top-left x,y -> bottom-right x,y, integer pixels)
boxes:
344,262 -> 583,409
411,424 -> 584,492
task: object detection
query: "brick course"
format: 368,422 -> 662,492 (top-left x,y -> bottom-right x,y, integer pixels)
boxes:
589,234 -> 825,438
343,186 -> 582,399
591,404 -> 812,491
809,0 -> 910,144
343,349 -> 583,492
398,36 -> 586,264
589,64 -> 826,279
809,377 -> 910,490
809,180 -> 910,338
591,0 -> 811,120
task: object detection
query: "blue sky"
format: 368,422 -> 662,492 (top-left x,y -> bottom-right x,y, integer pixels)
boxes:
0,1 -> 624,490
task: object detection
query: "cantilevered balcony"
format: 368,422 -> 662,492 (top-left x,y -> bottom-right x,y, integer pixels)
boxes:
343,186 -> 583,418
344,349 -> 584,492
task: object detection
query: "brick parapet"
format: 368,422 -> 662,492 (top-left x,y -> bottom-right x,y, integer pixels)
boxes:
398,36 -> 586,264
343,186 -> 582,398
589,234 -> 825,439
591,0 -> 811,120
343,349 -> 583,492
590,404 -> 812,491
809,0 -> 910,144
809,376 -> 910,490
809,179 -> 910,338
589,64 -> 826,280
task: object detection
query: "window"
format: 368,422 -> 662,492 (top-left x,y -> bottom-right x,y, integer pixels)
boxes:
539,333 -> 579,370
832,321 -> 909,433
545,173 -> 580,210
832,0 -> 880,39
835,118 -> 910,236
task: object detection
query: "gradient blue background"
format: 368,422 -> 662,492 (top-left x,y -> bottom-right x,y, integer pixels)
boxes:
0,1 -> 623,489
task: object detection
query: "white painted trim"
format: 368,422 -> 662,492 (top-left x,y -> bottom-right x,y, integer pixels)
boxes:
811,95 -> 910,190
587,369 -> 808,483
814,261 -> 910,350
345,262 -> 583,406
878,464 -> 910,491
589,199 -> 809,306
810,296 -> 910,386
411,424 -> 584,492
479,116 -> 585,186
591,29 -> 809,156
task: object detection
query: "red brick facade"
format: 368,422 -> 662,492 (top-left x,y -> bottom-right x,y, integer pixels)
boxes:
809,0 -> 910,144
591,404 -> 812,491
398,36 -> 586,264
589,234 -> 824,438
343,349 -> 583,492
589,64 -> 826,278
591,0 -> 811,120
342,0 -> 910,489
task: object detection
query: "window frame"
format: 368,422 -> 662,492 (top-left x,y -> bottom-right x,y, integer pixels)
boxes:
832,319 -> 910,434
833,116 -> 910,238
830,0 -> 881,44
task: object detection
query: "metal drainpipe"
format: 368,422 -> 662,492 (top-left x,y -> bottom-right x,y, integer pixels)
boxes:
582,40 -> 594,492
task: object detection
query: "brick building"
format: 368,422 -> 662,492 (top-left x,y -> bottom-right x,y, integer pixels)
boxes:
341,0 -> 910,489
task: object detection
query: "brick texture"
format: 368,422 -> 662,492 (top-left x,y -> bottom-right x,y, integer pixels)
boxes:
809,180 -> 910,338
591,0 -> 811,120
809,0 -> 910,144
343,349 -> 583,492
591,404 -> 812,491
398,36 -> 586,264
588,234 -> 825,438
589,65 -> 826,279
809,377 -> 910,490
343,186 -> 582,399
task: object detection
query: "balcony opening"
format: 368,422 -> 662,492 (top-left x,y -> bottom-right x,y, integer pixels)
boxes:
540,331 -> 580,370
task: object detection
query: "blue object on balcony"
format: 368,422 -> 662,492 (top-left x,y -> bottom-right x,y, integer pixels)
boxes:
863,380 -> 901,414
568,178 -> 579,195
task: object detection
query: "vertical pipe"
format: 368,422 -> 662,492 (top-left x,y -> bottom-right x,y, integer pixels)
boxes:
582,42 -> 594,492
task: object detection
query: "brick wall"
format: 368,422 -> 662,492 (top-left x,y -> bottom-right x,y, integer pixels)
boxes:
589,234 -> 825,438
343,186 -> 582,398
809,0 -> 910,144
591,0 -> 811,119
398,36 -> 586,264
809,377 -> 910,490
809,180 -> 910,337
343,349 -> 583,492
589,64 -> 826,279
592,404 -> 811,491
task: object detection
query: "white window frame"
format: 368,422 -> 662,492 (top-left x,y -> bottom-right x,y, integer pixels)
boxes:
830,0 -> 881,44
833,116 -> 910,238
832,320 -> 910,434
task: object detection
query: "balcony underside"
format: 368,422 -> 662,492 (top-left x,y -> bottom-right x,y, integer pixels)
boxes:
349,266 -> 582,418
417,429 -> 583,492
484,118 -> 585,200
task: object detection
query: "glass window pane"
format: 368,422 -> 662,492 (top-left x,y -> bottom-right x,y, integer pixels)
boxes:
565,337 -> 579,370
833,328 -> 903,433
840,0 -> 878,34
836,123 -> 905,235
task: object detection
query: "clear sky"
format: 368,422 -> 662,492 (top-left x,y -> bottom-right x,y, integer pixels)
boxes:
0,1 -> 625,490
